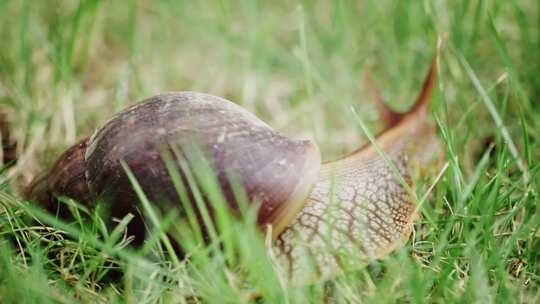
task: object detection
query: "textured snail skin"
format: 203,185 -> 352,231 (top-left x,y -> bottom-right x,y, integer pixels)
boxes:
275,57 -> 440,282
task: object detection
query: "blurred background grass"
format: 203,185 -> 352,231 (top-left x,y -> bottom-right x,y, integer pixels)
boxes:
0,0 -> 539,303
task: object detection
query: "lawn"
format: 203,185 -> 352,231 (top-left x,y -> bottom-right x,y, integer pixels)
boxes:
0,0 -> 539,303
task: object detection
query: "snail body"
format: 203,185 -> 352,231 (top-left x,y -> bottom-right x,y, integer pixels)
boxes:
25,57 -> 440,283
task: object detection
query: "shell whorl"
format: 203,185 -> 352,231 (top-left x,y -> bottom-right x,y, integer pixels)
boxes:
84,91 -> 320,241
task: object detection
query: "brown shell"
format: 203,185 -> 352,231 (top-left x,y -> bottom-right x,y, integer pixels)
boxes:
84,92 -> 320,240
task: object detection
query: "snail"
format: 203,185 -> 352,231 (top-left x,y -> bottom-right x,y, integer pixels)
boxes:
22,56 -> 440,283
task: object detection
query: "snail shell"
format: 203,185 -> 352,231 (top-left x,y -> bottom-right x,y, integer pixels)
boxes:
27,92 -> 320,242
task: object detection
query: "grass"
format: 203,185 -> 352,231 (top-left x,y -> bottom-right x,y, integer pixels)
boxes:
1,0 -> 539,302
